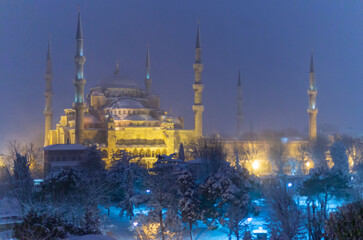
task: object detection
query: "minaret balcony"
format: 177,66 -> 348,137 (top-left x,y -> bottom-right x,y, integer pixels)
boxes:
307,108 -> 318,115
307,90 -> 317,97
193,104 -> 204,112
193,63 -> 204,72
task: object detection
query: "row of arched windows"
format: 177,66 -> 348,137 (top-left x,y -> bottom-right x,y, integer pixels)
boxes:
106,109 -> 146,115
100,148 -> 167,159
133,148 -> 167,157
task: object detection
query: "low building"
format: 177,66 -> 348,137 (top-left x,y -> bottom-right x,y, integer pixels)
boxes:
43,144 -> 88,177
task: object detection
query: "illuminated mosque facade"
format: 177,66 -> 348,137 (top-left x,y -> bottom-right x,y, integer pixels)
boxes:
44,10 -> 204,167
43,10 -> 318,171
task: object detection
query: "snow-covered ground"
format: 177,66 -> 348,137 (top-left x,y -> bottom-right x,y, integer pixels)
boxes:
0,198 -> 347,240
98,206 -> 269,240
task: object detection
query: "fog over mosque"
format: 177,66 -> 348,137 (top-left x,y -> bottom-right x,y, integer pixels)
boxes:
41,7 -> 319,171
1,2 -> 363,240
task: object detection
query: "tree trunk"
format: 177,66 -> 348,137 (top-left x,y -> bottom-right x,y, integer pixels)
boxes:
159,210 -> 165,240
189,221 -> 193,240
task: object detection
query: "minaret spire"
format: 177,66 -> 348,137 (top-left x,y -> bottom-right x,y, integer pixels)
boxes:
114,59 -> 120,75
145,45 -> 152,96
310,52 -> 315,74
192,21 -> 204,137
307,51 -> 318,140
237,69 -> 243,140
44,39 -> 53,146
73,7 -> 86,144
196,20 -> 201,49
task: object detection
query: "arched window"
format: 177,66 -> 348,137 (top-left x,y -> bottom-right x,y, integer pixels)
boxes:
146,149 -> 151,157
133,149 -> 138,156
156,149 -> 161,157
152,151 -> 155,157
162,149 -> 167,155
101,150 -> 108,159
140,149 -> 145,157
115,149 -> 121,157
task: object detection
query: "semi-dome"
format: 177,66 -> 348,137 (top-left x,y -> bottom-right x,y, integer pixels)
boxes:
105,98 -> 145,109
98,74 -> 139,89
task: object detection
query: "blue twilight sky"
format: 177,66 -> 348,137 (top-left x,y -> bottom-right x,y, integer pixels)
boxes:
1,0 -> 363,152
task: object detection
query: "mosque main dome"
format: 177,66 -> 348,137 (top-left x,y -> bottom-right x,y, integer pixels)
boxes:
97,73 -> 140,89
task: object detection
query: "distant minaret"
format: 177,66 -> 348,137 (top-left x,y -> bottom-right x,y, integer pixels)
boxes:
73,8 -> 86,144
237,70 -> 243,140
307,52 -> 318,140
193,21 -> 204,137
114,60 -> 120,75
44,40 -> 53,146
145,45 -> 152,96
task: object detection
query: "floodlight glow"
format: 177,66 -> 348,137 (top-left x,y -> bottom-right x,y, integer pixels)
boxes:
133,222 -> 138,227
146,189 -> 151,193
252,160 -> 260,170
306,162 -> 311,167
247,217 -> 252,222
288,183 -> 292,187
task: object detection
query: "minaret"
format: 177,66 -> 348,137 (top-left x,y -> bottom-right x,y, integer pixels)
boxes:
73,8 -> 86,144
237,70 -> 243,140
307,52 -> 318,140
192,22 -> 204,137
44,40 -> 53,146
114,60 -> 120,75
145,45 -> 152,96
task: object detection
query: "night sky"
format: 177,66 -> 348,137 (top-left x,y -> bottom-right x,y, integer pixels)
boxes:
1,0 -> 363,152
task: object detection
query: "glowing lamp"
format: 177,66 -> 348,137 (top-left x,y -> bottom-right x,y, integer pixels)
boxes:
306,162 -> 310,167
133,222 -> 138,227
252,160 -> 260,170
288,183 -> 292,187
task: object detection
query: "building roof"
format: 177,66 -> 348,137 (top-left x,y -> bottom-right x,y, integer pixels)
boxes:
43,144 -> 87,151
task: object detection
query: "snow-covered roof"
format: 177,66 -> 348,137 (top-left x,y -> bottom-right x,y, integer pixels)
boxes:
43,144 -> 87,151
97,74 -> 139,89
105,98 -> 145,109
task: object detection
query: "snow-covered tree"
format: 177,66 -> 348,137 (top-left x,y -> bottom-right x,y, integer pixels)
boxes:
185,136 -> 226,172
9,153 -> 34,210
268,139 -> 286,175
265,177 -> 305,239
306,201 -> 325,240
147,154 -> 183,240
330,141 -> 349,173
177,169 -> 199,240
299,167 -> 350,219
13,209 -> 67,240
309,135 -> 329,170
325,200 -> 363,239
107,151 -> 147,218
234,141 -> 263,174
40,167 -> 83,202
179,143 -> 185,162
82,145 -> 105,172
81,205 -> 101,235
199,165 -> 251,240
